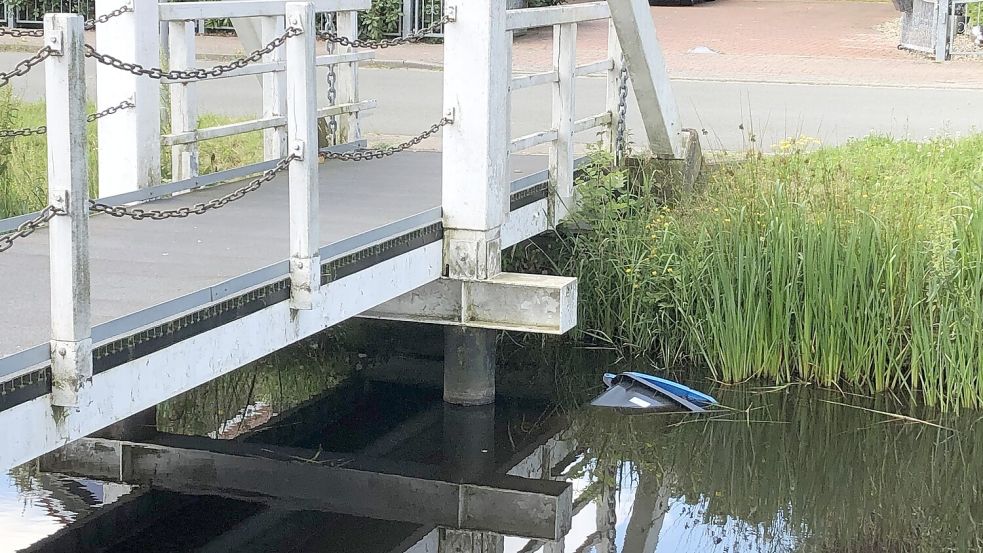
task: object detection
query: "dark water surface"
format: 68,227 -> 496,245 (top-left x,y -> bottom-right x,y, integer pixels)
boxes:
2,335 -> 981,553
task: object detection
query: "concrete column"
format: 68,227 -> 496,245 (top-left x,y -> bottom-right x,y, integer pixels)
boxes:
438,529 -> 504,553
93,406 -> 157,441
442,403 -> 496,482
444,327 -> 496,406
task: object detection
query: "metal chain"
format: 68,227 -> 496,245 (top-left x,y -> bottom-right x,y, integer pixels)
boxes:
615,56 -> 629,164
0,3 -> 131,38
324,17 -> 339,142
89,155 -> 296,221
320,118 -> 450,162
317,14 -> 453,49
85,27 -> 302,81
84,4 -> 133,29
0,100 -> 135,139
0,46 -> 53,88
0,205 -> 65,254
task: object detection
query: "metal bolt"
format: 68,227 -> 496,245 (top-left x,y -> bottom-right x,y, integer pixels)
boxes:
58,347 -> 67,356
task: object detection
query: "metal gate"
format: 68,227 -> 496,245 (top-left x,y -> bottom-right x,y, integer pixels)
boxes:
900,0 -> 939,53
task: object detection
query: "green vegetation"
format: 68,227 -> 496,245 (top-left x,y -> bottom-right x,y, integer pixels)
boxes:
509,135 -> 983,410
0,94 -> 263,219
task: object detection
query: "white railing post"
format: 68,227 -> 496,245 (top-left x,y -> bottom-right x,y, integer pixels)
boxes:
95,0 -> 161,196
335,10 -> 361,144
401,0 -> 414,37
285,2 -> 320,310
168,21 -> 199,181
605,19 -> 624,157
549,22 -> 576,225
442,0 -> 509,280
45,13 -> 92,408
607,0 -> 683,159
935,0 -> 951,61
262,15 -> 288,160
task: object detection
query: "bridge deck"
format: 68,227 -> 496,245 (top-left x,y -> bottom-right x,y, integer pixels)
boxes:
0,152 -> 547,364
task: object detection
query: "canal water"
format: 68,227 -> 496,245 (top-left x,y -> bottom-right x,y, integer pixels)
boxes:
2,327 -> 981,553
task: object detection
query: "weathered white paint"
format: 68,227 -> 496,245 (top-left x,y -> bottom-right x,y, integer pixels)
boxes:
510,130 -> 558,154
334,11 -> 361,144
262,15 -> 288,161
158,0 -> 372,20
501,199 -> 549,248
550,22 -> 577,222
505,2 -> 610,31
575,59 -> 613,77
607,0 -> 683,158
96,0 -> 161,196
286,2 -> 320,310
315,99 -> 377,118
168,21 -> 199,181
511,70 -> 558,91
162,115 -> 286,146
935,0 -> 951,61
442,0 -> 509,279
0,242 -> 442,471
573,112 -> 612,134
45,14 -> 92,408
314,51 -> 375,67
364,272 -> 577,334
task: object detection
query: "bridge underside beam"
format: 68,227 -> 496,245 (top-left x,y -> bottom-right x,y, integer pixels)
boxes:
361,274 -> 577,335
42,435 -> 572,541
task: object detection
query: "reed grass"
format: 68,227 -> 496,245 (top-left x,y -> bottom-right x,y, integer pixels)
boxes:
0,94 -> 263,219
511,135 -> 983,410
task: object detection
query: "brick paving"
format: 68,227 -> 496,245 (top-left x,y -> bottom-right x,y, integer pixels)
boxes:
2,0 -> 981,87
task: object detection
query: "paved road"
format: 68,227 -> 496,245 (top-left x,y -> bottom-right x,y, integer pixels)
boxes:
3,52 -> 981,152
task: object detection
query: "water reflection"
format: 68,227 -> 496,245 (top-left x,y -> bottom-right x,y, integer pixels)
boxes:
3,334 -> 983,553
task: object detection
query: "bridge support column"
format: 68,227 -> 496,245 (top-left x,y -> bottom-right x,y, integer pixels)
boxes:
95,0 -> 161,196
285,2 -> 320,310
439,530 -> 504,553
444,329 -> 497,406
46,14 -> 93,408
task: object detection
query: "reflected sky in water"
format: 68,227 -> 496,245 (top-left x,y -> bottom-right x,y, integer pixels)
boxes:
2,339 -> 982,553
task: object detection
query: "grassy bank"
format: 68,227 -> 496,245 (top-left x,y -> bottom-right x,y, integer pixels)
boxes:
509,135 -> 983,410
0,92 -> 263,219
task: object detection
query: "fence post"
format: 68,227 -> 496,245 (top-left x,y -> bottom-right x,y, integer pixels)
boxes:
935,0 -> 951,61
335,10 -> 361,144
442,0 -> 508,281
168,21 -> 199,181
549,22 -> 576,225
605,19 -> 624,157
95,0 -> 161,196
401,0 -> 413,37
45,13 -> 92,408
285,2 -> 319,310
262,15 -> 288,160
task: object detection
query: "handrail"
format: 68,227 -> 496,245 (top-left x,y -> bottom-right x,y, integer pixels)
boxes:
158,0 -> 371,21
505,2 -> 610,32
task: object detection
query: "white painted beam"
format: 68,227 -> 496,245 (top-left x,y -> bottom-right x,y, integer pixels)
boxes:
550,22 -> 577,224
607,0 -> 683,159
334,11 -> 362,144
45,14 -> 92,408
286,2 -> 320,310
363,273 -> 577,335
96,0 -> 161,196
0,243 -> 442,471
262,15 -> 288,161
158,0 -> 372,21
442,0 -> 509,280
605,19 -> 624,156
167,21 -> 199,181
506,2 -> 610,31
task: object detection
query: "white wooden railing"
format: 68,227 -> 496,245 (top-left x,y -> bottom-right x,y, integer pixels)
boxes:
157,0 -> 376,182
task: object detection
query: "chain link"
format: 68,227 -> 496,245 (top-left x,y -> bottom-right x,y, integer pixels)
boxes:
320,118 -> 450,161
317,14 -> 452,50
85,27 -> 302,81
615,56 -> 629,164
0,100 -> 135,139
0,3 -> 131,38
89,155 -> 296,221
0,46 -> 53,88
0,205 -> 66,254
84,4 -> 133,29
324,17 -> 339,142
